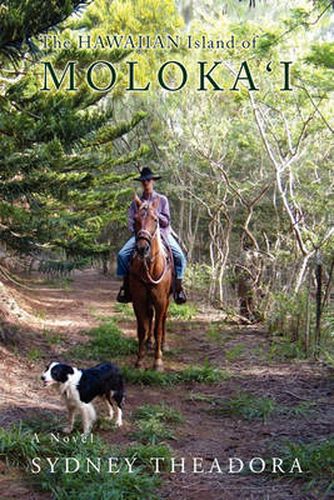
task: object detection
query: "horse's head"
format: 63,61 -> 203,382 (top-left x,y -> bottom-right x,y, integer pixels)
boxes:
134,195 -> 159,258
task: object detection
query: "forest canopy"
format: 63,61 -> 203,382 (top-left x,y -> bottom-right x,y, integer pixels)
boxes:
0,0 -> 333,357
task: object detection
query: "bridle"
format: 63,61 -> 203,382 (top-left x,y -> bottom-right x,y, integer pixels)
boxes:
136,227 -> 157,247
134,210 -> 168,285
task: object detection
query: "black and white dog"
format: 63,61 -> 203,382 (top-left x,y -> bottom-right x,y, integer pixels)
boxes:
41,362 -> 124,435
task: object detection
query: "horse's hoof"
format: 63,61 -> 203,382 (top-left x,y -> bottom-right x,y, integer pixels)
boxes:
154,361 -> 164,372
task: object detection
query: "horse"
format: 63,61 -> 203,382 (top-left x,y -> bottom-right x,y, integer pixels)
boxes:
129,195 -> 173,371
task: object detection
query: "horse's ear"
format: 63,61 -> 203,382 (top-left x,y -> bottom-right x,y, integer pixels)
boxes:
134,194 -> 142,209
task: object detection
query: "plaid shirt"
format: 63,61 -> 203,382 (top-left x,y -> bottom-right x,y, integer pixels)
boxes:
128,190 -> 171,237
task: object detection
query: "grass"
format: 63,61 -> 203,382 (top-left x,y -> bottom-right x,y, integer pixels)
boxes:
131,418 -> 174,444
133,403 -> 184,424
195,391 -> 316,423
187,392 -> 218,403
113,302 -> 197,321
206,322 -> 233,344
284,401 -> 316,417
131,404 -> 183,444
206,323 -> 224,342
44,330 -> 64,346
124,443 -> 172,471
269,337 -> 306,361
225,344 -> 246,361
121,366 -> 173,386
113,303 -> 134,319
34,310 -> 47,320
0,420 -> 162,499
46,277 -> 73,290
122,361 -> 229,386
27,348 -> 42,362
179,361 -> 228,383
209,392 -> 277,422
71,320 -> 137,360
168,302 -> 197,321
252,345 -> 267,360
277,437 -> 334,495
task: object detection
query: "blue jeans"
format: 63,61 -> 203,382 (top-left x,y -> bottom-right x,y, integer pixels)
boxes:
117,234 -> 186,279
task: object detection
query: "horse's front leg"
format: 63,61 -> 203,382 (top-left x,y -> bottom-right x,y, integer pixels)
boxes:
161,308 -> 169,353
145,305 -> 154,351
133,304 -> 150,369
153,304 -> 165,371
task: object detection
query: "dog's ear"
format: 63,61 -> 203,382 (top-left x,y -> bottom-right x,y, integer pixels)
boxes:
51,364 -> 74,383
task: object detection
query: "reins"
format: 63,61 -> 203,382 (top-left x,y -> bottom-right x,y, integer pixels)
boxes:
135,220 -> 169,285
143,253 -> 168,285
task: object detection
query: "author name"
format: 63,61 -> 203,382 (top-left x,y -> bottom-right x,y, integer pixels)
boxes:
30,455 -> 303,475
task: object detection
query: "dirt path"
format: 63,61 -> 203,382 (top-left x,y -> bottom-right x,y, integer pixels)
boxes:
0,269 -> 333,499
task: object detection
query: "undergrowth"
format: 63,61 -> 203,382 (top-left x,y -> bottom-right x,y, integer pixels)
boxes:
277,437 -> 334,495
121,361 -> 229,386
191,392 -> 316,423
0,419 -> 167,499
71,320 -> 137,360
131,403 -> 183,445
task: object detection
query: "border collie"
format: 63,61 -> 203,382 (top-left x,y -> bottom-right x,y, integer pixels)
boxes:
42,362 -> 124,435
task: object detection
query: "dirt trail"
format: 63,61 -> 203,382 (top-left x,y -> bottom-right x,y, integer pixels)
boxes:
0,269 -> 333,499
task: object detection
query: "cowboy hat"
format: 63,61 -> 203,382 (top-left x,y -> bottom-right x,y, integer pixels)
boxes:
135,167 -> 161,181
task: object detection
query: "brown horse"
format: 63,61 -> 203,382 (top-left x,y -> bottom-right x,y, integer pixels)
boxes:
129,195 -> 172,371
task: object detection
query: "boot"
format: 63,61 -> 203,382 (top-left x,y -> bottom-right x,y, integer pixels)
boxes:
174,278 -> 187,305
116,275 -> 132,303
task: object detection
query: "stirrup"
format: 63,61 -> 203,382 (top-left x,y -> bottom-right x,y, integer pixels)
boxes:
174,289 -> 187,305
116,286 -> 131,303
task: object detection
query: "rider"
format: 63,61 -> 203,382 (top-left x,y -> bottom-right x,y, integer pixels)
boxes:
116,167 -> 187,305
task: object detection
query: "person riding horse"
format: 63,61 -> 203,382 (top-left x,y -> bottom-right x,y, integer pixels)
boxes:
116,167 -> 187,305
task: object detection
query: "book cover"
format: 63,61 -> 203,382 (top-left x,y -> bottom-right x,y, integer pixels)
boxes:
0,1 -> 333,499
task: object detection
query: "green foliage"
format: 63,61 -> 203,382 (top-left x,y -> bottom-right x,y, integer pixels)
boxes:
27,347 -> 42,362
306,42 -> 334,69
0,421 -> 161,499
320,309 -> 334,367
113,303 -> 134,319
284,401 -> 316,417
280,437 -> 334,494
179,361 -> 229,384
133,403 -> 184,424
269,338 -> 306,361
122,362 -> 229,386
0,422 -> 40,466
206,322 -> 232,344
206,323 -> 221,342
132,403 -> 183,445
267,291 -> 311,358
45,328 -> 69,347
184,263 -> 212,295
168,302 -> 198,320
71,320 -> 137,360
200,392 -> 316,422
124,443 -> 172,471
131,417 -> 174,444
0,1 -> 89,63
0,0 -> 154,268
210,392 -> 277,422
225,344 -> 246,361
121,366 -> 174,386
